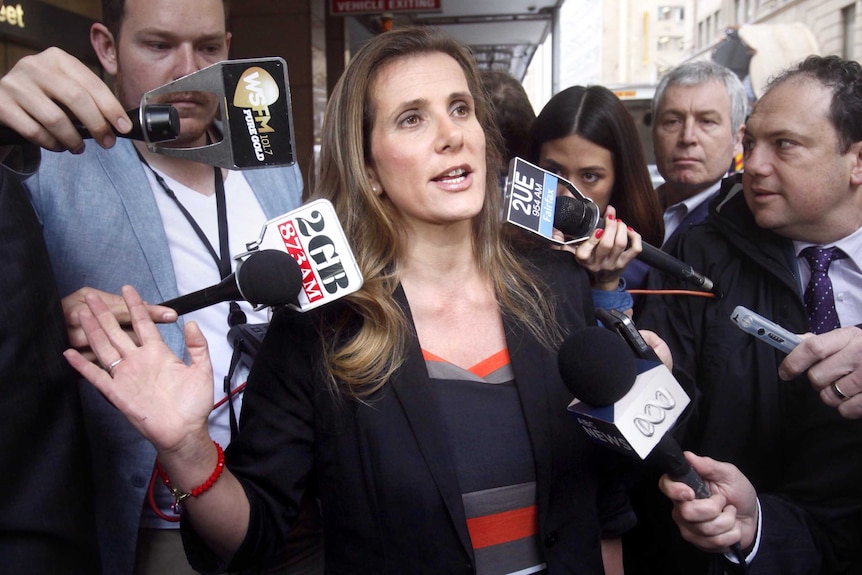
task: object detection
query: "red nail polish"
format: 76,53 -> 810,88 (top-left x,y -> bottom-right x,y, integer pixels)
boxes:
595,228 -> 604,239
627,226 -> 634,231
607,213 -> 615,221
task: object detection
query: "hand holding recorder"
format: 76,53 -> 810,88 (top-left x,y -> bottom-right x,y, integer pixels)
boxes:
731,306 -> 862,418
781,325 -> 862,418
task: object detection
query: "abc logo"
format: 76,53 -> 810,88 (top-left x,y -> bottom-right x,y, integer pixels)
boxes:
633,388 -> 676,437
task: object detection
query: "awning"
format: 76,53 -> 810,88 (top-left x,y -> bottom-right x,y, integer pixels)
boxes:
350,0 -> 564,80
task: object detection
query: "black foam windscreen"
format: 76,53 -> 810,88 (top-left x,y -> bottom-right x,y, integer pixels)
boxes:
553,195 -> 601,238
558,326 -> 637,406
237,249 -> 303,307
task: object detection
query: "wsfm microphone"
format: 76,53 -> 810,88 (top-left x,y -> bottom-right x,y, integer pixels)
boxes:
160,249 -> 302,315
559,324 -> 708,498
554,195 -> 718,295
0,104 -> 180,145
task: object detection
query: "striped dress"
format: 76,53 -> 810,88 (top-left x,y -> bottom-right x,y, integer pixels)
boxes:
424,348 -> 547,575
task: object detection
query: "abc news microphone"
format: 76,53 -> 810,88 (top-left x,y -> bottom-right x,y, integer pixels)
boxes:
159,249 -> 303,315
560,321 -> 748,564
553,195 -> 717,295
559,324 -> 710,499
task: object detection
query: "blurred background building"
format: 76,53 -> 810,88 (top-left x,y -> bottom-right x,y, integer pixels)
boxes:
0,0 -> 856,183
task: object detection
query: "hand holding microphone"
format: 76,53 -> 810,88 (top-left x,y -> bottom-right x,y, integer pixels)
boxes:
0,47 -> 177,152
62,287 -> 179,363
659,452 -> 760,559
556,203 -> 641,291
0,104 -> 179,147
554,195 -> 717,294
560,323 -> 748,566
62,249 -> 300,362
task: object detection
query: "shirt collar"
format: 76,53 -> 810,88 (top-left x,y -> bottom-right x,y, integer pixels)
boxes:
662,180 -> 723,215
793,225 -> 862,272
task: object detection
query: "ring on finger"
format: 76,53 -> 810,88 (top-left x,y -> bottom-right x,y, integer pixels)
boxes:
831,382 -> 849,400
107,357 -> 124,374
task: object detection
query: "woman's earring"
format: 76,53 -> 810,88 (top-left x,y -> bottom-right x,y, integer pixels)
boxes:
371,184 -> 379,194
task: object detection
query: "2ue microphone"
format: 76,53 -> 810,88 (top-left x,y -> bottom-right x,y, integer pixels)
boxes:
553,195 -> 717,295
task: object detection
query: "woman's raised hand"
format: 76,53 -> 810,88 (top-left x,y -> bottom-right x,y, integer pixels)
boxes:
63,285 -> 215,455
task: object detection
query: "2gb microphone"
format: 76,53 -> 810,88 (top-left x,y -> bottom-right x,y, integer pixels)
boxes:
159,249 -> 302,315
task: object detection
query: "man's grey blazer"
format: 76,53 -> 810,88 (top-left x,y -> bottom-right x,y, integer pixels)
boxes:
25,138 -> 304,575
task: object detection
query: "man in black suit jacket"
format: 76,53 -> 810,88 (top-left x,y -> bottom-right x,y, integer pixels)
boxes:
0,147 -> 100,573
650,55 -> 862,574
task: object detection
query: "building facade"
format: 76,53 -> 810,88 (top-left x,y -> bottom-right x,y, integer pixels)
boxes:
587,0 -> 862,89
4,1 -> 860,183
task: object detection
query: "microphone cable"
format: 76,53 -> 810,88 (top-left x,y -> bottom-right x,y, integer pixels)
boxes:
730,542 -> 750,574
628,289 -> 717,298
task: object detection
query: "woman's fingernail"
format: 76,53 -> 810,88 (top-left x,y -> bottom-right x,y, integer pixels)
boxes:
627,226 -> 634,231
607,213 -> 615,221
595,228 -> 604,239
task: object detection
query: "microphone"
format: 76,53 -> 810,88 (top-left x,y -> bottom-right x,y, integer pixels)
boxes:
561,324 -> 749,564
0,104 -> 180,145
554,195 -> 717,294
559,325 -> 709,498
160,249 -> 302,315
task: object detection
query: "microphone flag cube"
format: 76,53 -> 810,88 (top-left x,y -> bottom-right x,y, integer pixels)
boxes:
242,199 -> 363,312
567,360 -> 690,459
142,57 -> 296,169
503,157 -> 599,245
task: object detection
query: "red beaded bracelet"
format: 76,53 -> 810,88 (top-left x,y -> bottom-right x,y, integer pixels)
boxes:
156,440 -> 225,515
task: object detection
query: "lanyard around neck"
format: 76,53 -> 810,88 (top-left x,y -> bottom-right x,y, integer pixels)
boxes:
138,152 -> 231,280
138,153 -> 246,441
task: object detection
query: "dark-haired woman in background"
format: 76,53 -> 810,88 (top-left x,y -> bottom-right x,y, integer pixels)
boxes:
526,85 -> 664,309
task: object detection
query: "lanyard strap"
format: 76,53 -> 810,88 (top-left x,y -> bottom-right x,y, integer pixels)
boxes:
139,153 -> 232,280
138,153 -> 246,444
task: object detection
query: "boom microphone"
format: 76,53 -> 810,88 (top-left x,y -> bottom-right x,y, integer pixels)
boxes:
559,326 -> 709,498
0,104 -> 180,145
554,195 -> 717,294
160,249 -> 302,315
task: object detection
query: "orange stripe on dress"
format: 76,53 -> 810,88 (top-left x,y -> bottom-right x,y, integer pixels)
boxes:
421,349 -> 510,378
470,349 -> 510,378
466,505 -> 538,549
422,349 -> 446,362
